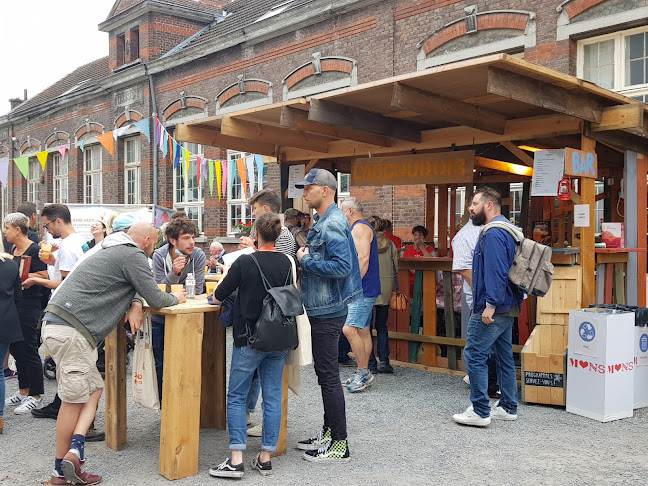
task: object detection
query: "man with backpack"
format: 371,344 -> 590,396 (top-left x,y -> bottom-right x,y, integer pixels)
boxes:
453,187 -> 523,427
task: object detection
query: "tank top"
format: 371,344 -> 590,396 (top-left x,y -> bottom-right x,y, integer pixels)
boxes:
351,219 -> 381,298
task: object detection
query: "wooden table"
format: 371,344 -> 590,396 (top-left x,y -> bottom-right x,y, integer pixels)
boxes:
104,295 -> 226,480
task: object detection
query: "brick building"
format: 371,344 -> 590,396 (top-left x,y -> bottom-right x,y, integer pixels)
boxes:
1,0 -> 647,243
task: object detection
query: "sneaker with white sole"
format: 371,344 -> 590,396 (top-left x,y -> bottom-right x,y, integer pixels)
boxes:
251,453 -> 272,476
347,371 -> 373,392
14,396 -> 44,415
209,458 -> 245,478
463,375 -> 470,385
5,392 -> 27,407
490,405 -> 518,421
247,422 -> 263,437
453,407 -> 491,427
341,372 -> 358,386
303,439 -> 351,463
296,427 -> 331,451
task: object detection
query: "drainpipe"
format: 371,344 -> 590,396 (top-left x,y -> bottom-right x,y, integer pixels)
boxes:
145,65 -> 159,206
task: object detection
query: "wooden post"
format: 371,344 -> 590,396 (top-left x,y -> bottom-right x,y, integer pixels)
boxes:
200,312 -> 227,429
443,270 -> 457,370
421,270 -> 437,367
580,134 -> 597,308
425,185 -> 435,243
273,366 -> 289,456
449,185 -> 457,255
104,320 -> 127,451
437,185 -> 449,256
638,154 -> 647,306
395,268 -> 410,361
159,313 -> 204,480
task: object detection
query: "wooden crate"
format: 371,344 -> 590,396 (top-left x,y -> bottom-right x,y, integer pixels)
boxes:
521,325 -> 568,406
536,265 -> 582,325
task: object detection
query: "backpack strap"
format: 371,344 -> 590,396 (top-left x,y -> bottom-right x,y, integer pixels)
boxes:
248,253 -> 272,292
480,221 -> 524,243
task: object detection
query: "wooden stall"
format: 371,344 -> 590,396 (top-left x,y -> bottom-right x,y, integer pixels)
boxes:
176,54 -> 648,375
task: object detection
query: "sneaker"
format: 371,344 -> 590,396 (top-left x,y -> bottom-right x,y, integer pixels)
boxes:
3,368 -> 17,379
14,396 -> 44,415
463,375 -> 470,385
453,407 -> 491,427
347,371 -> 374,392
247,423 -> 263,437
61,449 -> 85,484
86,426 -> 106,442
251,452 -> 272,476
31,401 -> 59,419
338,357 -> 357,367
303,439 -> 351,463
209,458 -> 245,478
49,470 -> 69,486
296,427 -> 331,451
5,391 -> 27,407
490,405 -> 518,421
341,372 -> 358,386
377,362 -> 394,374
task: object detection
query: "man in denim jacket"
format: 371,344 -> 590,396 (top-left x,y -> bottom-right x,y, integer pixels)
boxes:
295,169 -> 362,463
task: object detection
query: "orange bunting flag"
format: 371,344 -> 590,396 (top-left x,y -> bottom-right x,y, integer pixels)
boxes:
97,132 -> 115,156
36,151 -> 49,170
236,157 -> 247,198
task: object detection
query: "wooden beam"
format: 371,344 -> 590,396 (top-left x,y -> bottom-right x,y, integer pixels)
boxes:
638,154 -> 647,306
591,104 -> 645,132
580,133 -> 596,308
475,156 -> 534,176
305,159 -> 319,172
280,106 -> 391,147
501,140 -> 534,166
175,124 -> 276,156
487,67 -> 604,123
308,98 -> 423,143
391,82 -> 507,134
221,116 -> 331,153
584,125 -> 648,156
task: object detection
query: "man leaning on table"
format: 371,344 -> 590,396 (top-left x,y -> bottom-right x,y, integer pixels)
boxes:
40,222 -> 186,485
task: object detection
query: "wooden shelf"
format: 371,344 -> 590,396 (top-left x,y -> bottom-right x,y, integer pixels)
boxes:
595,248 -> 646,253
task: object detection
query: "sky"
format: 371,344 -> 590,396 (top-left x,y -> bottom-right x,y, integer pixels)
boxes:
1,0 -> 116,115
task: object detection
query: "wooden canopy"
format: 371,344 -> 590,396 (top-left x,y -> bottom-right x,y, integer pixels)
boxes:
176,53 -> 648,167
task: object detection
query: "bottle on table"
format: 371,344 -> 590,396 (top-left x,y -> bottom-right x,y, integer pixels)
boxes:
186,273 -> 195,299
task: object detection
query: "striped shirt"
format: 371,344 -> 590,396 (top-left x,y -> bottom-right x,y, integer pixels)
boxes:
275,226 -> 296,258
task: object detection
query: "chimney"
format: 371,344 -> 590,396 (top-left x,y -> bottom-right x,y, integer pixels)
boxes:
24,89 -> 28,101
9,98 -> 22,110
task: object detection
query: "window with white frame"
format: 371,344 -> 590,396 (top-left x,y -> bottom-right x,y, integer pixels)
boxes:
174,142 -> 204,232
595,181 -> 605,234
84,145 -> 102,204
124,137 -> 141,204
509,183 -> 523,226
578,26 -> 648,101
337,173 -> 350,206
28,159 -> 40,203
53,152 -> 68,204
226,151 -> 267,235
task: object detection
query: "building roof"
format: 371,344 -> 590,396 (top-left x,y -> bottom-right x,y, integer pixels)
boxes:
7,57 -> 110,116
108,0 -> 227,18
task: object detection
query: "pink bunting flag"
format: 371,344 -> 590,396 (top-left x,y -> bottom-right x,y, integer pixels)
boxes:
57,146 -> 68,158
197,156 -> 202,190
222,160 -> 228,198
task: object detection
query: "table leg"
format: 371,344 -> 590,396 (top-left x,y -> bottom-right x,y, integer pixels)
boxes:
201,312 -> 226,429
159,313 -> 204,480
273,366 -> 289,457
104,321 -> 127,450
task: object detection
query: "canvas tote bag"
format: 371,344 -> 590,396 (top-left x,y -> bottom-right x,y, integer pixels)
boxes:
132,312 -> 160,410
285,255 -> 312,367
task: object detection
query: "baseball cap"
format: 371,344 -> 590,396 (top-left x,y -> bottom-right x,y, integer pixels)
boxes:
294,168 -> 337,190
112,213 -> 138,232
284,208 -> 300,219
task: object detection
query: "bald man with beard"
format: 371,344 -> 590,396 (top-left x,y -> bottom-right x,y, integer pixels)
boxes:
41,222 -> 186,485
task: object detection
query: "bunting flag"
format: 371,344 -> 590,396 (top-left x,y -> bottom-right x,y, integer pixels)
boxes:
0,158 -> 9,186
78,140 -> 86,152
14,156 -> 29,179
222,160 -> 228,198
245,154 -> 255,197
168,133 -> 173,160
215,160 -> 222,200
228,159 -> 235,189
236,158 -> 247,198
156,118 -> 163,145
208,158 -> 214,196
161,130 -> 169,158
97,132 -> 115,156
57,146 -> 68,158
133,119 -> 151,142
113,126 -> 130,140
173,142 -> 181,169
201,158 -> 208,181
36,151 -> 49,171
183,148 -> 190,175
196,156 -> 202,190
255,154 -> 264,192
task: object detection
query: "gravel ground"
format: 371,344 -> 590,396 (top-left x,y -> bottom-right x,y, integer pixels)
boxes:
1,329 -> 647,486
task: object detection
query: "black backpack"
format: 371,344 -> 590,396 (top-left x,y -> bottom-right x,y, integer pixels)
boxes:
246,253 -> 303,352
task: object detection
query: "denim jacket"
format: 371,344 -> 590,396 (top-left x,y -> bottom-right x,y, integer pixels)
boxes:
300,203 -> 363,316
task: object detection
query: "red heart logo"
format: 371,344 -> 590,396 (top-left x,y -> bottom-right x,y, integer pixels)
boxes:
615,364 -> 622,371
580,360 -> 588,368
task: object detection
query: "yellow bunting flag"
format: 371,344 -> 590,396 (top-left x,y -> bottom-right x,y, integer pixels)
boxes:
36,151 -> 48,170
236,157 -> 247,198
208,159 -> 214,196
13,156 -> 29,179
215,160 -> 222,200
97,132 -> 115,156
184,148 -> 190,175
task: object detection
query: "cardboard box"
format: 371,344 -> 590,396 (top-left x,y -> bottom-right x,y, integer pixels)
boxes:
635,326 -> 648,409
566,309 -> 634,422
601,222 -> 624,248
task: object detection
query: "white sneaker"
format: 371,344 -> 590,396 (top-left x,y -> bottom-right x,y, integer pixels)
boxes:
463,375 -> 470,385
247,422 -> 263,437
5,391 -> 27,407
14,396 -> 44,415
453,407 -> 491,427
490,405 -> 517,421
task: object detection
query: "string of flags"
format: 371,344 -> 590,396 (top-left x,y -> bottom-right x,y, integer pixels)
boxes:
0,116 -> 265,200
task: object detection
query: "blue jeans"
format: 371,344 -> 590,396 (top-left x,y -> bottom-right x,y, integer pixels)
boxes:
369,305 -> 390,369
0,343 -> 9,418
227,346 -> 287,451
464,312 -> 518,418
246,376 -> 261,413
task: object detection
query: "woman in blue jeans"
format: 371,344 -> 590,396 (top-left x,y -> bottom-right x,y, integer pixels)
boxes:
0,242 -> 24,434
208,212 -> 293,478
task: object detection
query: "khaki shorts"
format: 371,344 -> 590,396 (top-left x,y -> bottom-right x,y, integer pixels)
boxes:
42,323 -> 104,404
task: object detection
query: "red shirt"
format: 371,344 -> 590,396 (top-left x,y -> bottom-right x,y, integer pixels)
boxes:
384,232 -> 402,249
403,244 -> 435,258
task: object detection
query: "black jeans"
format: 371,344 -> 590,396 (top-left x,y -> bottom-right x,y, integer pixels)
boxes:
10,302 -> 44,396
311,315 -> 347,441
369,305 -> 390,369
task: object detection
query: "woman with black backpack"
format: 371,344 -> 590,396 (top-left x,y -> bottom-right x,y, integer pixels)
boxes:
208,212 -> 296,479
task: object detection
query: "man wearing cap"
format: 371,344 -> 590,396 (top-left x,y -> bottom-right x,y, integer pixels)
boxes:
284,208 -> 306,247
295,169 -> 362,463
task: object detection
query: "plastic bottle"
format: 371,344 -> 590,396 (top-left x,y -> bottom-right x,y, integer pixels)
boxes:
186,273 -> 195,299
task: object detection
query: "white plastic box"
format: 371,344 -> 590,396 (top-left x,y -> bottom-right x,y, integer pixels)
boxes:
566,309 -> 634,422
634,325 -> 648,409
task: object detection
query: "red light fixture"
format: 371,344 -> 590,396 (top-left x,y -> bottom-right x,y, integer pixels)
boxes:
558,177 -> 571,201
